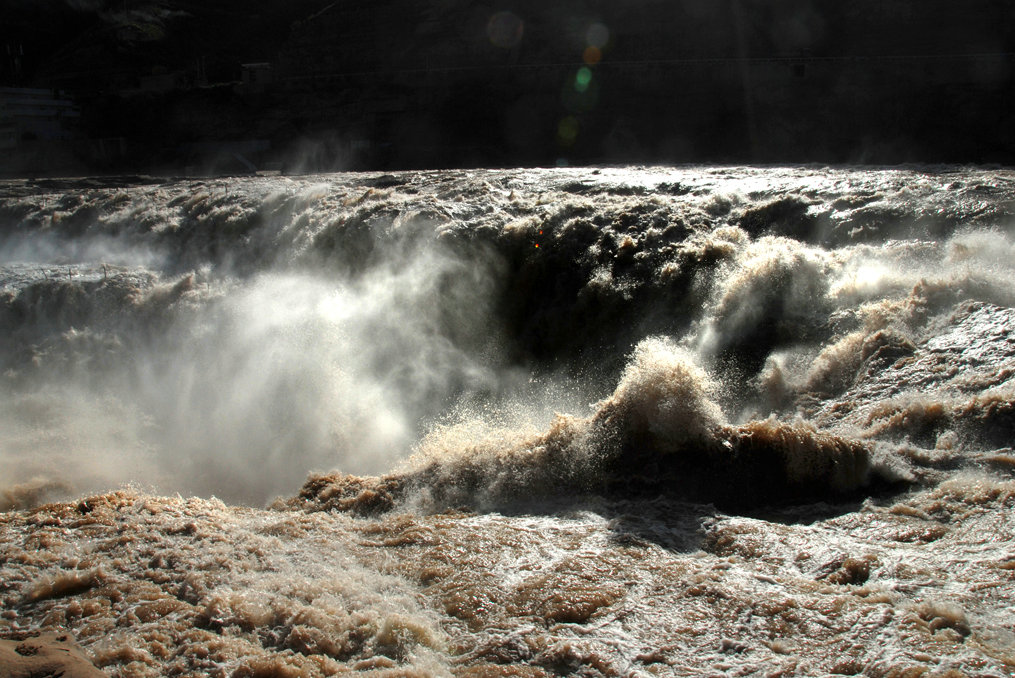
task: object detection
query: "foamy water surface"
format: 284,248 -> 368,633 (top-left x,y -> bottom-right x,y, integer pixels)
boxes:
1,166 -> 1014,675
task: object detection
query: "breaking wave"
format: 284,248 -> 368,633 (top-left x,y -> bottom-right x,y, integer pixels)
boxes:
284,335 -> 875,515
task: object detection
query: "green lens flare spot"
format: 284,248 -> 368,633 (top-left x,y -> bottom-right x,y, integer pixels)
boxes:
575,67 -> 592,93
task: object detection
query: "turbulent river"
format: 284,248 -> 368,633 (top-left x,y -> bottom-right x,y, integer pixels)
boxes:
1,166 -> 1014,677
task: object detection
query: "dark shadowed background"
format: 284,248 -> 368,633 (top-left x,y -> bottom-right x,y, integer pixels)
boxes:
1,0 -> 1013,175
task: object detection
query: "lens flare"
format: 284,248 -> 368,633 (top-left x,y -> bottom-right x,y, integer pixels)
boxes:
487,11 -> 524,49
574,67 -> 592,93
586,22 -> 609,49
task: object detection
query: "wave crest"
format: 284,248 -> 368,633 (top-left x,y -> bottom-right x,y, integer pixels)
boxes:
285,339 -> 875,514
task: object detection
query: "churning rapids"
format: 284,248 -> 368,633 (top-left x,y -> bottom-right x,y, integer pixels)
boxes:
1,166 -> 1014,677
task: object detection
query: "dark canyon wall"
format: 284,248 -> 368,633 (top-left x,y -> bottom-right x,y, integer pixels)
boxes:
1,0 -> 1012,173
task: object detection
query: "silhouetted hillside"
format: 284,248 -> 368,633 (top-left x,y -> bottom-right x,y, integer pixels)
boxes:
1,0 -> 1013,174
